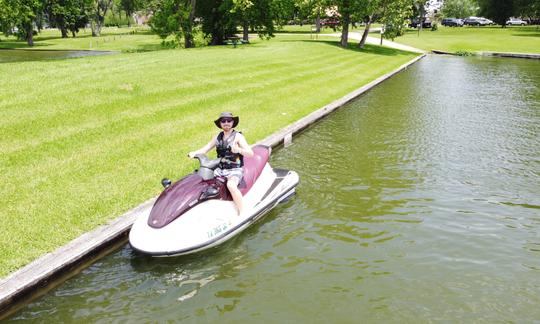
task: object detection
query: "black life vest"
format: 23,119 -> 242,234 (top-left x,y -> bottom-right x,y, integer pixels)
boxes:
216,130 -> 243,169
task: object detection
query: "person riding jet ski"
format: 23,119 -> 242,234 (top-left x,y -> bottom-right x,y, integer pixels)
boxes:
188,112 -> 254,215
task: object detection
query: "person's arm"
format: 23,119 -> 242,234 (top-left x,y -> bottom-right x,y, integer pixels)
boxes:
188,136 -> 216,158
232,133 -> 254,158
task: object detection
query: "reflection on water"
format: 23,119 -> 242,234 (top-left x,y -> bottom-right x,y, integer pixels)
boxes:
0,49 -> 116,63
7,55 -> 540,322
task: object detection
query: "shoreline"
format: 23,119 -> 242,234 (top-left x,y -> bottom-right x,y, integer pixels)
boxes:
432,49 -> 540,59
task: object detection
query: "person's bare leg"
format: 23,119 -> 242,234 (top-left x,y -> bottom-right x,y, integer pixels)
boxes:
227,177 -> 243,215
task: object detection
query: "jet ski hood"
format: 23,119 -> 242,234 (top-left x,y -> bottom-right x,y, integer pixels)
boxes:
148,174 -> 208,228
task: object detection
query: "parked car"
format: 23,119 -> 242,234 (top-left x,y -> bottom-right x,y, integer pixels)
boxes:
478,17 -> 495,25
320,18 -> 340,29
463,17 -> 482,26
506,18 -> 527,25
441,18 -> 463,27
409,17 -> 432,28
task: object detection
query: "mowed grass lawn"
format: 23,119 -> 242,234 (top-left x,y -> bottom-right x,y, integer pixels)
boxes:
396,25 -> 540,53
0,35 -> 418,277
0,27 -> 165,52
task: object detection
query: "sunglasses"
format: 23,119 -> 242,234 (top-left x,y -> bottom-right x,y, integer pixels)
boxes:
220,118 -> 234,123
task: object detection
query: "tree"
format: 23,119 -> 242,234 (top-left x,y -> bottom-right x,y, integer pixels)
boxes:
230,0 -> 278,42
149,0 -> 196,47
337,0 -> 351,47
197,0 -> 238,45
351,0 -> 379,48
46,0 -> 91,38
412,0 -> 425,35
478,0 -> 515,26
0,0 -> 15,36
0,0 -> 43,46
353,0 -> 411,48
271,0 -> 296,26
295,0 -> 328,32
516,0 -> 540,19
231,0 -> 254,41
379,0 -> 411,42
119,0 -> 140,26
441,0 -> 479,18
90,0 -> 113,36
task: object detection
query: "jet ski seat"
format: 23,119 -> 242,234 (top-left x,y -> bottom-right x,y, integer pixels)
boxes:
239,145 -> 270,195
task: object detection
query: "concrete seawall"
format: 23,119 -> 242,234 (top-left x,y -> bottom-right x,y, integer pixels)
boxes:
432,49 -> 540,59
479,51 -> 540,59
0,53 -> 426,317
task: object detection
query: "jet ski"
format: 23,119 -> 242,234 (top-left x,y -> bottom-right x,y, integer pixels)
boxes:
129,145 -> 299,256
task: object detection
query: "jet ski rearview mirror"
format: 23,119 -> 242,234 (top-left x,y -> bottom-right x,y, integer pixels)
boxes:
161,178 -> 172,188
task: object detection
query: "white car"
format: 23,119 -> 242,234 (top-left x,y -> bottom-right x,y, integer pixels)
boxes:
506,18 -> 527,25
479,18 -> 495,25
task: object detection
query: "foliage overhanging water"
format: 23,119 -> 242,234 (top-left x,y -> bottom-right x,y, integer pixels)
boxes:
7,55 -> 540,322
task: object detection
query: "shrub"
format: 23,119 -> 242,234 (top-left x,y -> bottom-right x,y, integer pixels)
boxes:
455,50 -> 473,56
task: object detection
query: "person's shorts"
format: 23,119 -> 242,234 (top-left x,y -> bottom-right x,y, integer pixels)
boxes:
214,167 -> 243,184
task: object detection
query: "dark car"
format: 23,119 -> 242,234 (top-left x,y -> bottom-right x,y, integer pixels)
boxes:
409,18 -> 432,28
442,18 -> 463,27
321,18 -> 340,29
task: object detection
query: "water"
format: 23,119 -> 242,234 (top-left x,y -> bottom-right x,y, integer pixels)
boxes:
6,55 -> 540,322
0,49 -> 116,63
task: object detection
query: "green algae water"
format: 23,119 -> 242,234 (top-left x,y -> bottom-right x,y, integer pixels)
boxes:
7,55 -> 540,322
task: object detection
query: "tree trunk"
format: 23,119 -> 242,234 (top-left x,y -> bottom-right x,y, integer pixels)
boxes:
91,0 -> 112,37
358,16 -> 372,48
315,12 -> 321,33
243,20 -> 249,42
380,1 -> 388,45
340,14 -> 350,47
61,27 -> 68,38
91,20 -> 100,36
184,0 -> 196,48
26,24 -> 34,46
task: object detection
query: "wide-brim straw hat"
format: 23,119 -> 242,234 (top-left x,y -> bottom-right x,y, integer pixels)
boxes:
214,112 -> 239,128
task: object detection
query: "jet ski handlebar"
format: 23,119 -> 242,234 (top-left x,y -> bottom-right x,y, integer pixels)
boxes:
194,154 -> 221,169
194,154 -> 221,180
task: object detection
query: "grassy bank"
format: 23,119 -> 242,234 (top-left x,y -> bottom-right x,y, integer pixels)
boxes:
0,27 -> 164,52
0,34 -> 418,277
396,25 -> 540,54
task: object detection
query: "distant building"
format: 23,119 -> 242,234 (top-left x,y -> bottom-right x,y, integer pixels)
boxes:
425,0 -> 444,15
133,12 -> 151,26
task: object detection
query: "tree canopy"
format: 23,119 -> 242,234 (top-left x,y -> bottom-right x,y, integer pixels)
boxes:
0,0 -> 43,45
441,0 -> 478,18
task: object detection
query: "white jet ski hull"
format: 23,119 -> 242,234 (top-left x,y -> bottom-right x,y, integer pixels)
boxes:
129,164 -> 299,256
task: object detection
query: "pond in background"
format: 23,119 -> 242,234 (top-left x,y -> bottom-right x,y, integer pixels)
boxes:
0,49 -> 117,63
6,55 -> 540,322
